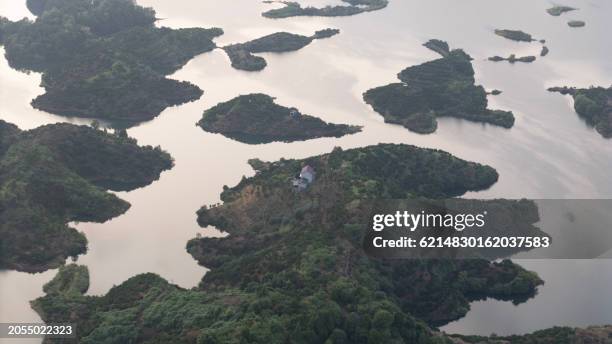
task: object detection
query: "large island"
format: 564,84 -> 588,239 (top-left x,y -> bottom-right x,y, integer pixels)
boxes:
32,144 -> 552,343
198,94 -> 361,143
0,120 -> 173,272
363,40 -> 515,134
0,0 -> 223,127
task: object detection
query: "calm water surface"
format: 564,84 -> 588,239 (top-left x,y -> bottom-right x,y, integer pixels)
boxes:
1,0 -> 611,341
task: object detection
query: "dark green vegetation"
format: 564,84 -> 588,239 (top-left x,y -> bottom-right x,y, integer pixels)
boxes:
568,20 -> 586,28
546,5 -> 577,16
0,120 -> 173,272
223,29 -> 339,71
262,0 -> 388,18
363,40 -> 514,134
34,144 -> 547,343
494,29 -> 534,42
488,55 -> 536,63
422,39 -> 450,57
40,264 -> 90,296
0,0 -> 222,127
198,94 -> 361,144
549,86 -> 612,138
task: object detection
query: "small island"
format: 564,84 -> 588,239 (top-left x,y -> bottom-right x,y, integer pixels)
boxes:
222,29 -> 339,71
568,20 -> 586,28
0,0 -> 223,127
489,54 -> 537,63
0,120 -> 173,272
33,144 -> 549,343
363,40 -> 515,134
546,5 -> 577,16
197,94 -> 361,143
494,29 -> 535,42
549,85 -> 612,138
262,0 -> 388,18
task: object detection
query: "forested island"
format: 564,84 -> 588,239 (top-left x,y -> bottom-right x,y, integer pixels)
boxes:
222,29 -> 339,71
546,5 -> 577,16
0,120 -> 173,272
0,0 -> 222,127
568,20 -> 586,28
33,144 -> 550,343
549,86 -> 612,138
262,0 -> 388,18
488,55 -> 536,63
363,40 -> 515,134
494,29 -> 534,42
198,94 -> 361,143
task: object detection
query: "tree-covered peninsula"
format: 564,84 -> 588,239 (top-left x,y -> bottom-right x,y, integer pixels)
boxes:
33,144 -> 546,343
262,0 -> 388,18
0,0 -> 223,127
197,94 -> 361,143
549,86 -> 612,138
363,40 -> 515,134
0,120 -> 173,272
222,29 -> 339,71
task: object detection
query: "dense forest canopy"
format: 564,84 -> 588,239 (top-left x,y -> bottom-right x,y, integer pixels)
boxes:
549,86 -> 612,138
1,1 -> 607,343
363,40 -> 515,134
0,120 -> 173,272
33,144 -> 550,343
222,30 -> 339,72
1,0 -> 222,126
198,93 -> 361,143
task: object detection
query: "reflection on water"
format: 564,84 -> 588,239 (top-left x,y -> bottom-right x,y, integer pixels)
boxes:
1,0 -> 612,341
443,260 -> 612,336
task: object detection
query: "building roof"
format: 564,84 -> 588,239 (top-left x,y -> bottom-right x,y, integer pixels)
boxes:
301,165 -> 315,175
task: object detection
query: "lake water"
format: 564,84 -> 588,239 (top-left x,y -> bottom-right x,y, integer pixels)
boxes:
1,0 -> 612,342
